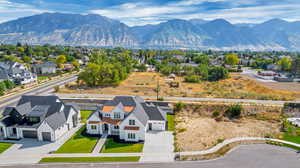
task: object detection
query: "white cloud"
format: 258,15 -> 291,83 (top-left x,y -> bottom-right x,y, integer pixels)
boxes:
0,0 -> 51,23
89,0 -> 300,26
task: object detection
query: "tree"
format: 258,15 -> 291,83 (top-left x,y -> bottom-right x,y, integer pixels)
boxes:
277,57 -> 292,71
198,64 -> 209,80
23,56 -> 32,63
193,54 -> 210,65
225,53 -> 239,66
208,66 -> 229,81
72,60 -> 80,69
0,82 -> 7,93
56,55 -> 67,68
78,63 -> 101,87
3,80 -> 15,90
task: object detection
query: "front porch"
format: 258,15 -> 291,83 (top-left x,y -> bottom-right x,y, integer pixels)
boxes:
0,126 -> 20,140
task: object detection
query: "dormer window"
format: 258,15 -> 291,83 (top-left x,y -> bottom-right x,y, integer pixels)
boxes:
105,113 -> 110,117
114,113 -> 121,119
129,120 -> 135,125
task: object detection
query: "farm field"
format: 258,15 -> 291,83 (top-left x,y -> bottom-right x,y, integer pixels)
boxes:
59,72 -> 300,101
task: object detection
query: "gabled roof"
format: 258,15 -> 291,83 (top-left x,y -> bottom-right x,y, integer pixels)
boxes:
15,102 -> 32,115
141,103 -> 166,121
18,95 -> 63,117
45,112 -> 67,130
0,116 -> 14,127
132,103 -> 149,126
87,112 -> 101,122
104,96 -> 137,107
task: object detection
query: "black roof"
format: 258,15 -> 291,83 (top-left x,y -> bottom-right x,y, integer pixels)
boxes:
18,96 -> 63,117
105,96 -> 137,107
0,116 -> 14,127
141,103 -> 166,121
1,96 -> 78,130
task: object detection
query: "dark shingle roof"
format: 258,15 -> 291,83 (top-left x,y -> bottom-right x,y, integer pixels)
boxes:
105,96 -> 137,107
45,112 -> 67,130
0,116 -> 14,127
2,107 -> 14,116
15,102 -> 32,115
18,96 -> 63,117
141,103 -> 166,121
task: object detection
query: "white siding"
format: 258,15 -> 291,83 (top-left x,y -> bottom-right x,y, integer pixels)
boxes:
37,121 -> 54,141
119,113 -> 145,142
148,120 -> 166,131
54,124 -> 68,140
86,124 -> 101,135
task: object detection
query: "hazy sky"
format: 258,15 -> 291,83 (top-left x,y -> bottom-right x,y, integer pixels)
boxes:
1,0 -> 300,26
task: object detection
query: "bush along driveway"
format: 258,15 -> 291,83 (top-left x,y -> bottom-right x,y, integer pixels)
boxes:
55,126 -> 99,153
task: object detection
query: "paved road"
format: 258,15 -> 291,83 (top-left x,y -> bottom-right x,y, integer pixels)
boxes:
0,75 -> 77,114
56,93 -> 299,105
1,144 -> 299,168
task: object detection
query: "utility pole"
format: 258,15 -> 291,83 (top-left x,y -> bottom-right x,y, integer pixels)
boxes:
156,75 -> 160,100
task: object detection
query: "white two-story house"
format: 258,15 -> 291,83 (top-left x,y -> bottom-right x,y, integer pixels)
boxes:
86,96 -> 166,142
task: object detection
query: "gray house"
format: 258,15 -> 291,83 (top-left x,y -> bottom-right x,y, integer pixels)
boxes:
31,62 -> 57,74
0,96 -> 80,142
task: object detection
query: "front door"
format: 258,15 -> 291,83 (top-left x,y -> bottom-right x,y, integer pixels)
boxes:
103,124 -> 109,133
149,123 -> 152,131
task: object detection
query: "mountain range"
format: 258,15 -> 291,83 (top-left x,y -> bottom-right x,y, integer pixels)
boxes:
0,13 -> 300,51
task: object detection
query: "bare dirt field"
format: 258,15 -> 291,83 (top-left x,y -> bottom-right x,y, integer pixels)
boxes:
174,104 -> 282,152
59,72 -> 300,100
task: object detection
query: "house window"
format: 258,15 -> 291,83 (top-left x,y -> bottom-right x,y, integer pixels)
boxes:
105,114 -> 110,117
129,120 -> 135,125
91,125 -> 97,130
128,133 -> 136,139
114,113 -> 121,119
114,125 -> 119,129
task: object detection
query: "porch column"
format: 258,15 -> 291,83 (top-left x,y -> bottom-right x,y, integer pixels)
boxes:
99,124 -> 103,135
3,127 -> 8,138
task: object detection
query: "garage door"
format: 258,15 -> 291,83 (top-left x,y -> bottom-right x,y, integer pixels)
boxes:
23,130 -> 37,139
42,132 -> 52,141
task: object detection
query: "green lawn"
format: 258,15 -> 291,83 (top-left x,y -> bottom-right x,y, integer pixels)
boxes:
101,139 -> 144,153
80,110 -> 94,123
37,76 -> 49,80
55,127 -> 98,153
40,156 -> 140,163
282,120 -> 300,144
167,114 -> 175,131
0,143 -> 14,153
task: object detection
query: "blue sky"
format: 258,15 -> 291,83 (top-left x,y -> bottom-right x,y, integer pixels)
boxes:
0,0 -> 300,26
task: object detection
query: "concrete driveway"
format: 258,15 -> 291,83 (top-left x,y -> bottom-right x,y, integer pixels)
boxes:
140,131 -> 174,162
0,125 -> 81,165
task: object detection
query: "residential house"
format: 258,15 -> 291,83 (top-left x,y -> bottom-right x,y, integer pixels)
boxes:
0,61 -> 37,84
31,61 -> 57,74
86,96 -> 167,142
0,96 -> 80,142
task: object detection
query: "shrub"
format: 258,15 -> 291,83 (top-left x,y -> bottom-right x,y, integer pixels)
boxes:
212,111 -> 220,118
174,102 -> 186,112
184,75 -> 200,83
224,104 -> 243,119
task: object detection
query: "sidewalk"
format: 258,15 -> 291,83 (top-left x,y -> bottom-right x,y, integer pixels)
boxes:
92,134 -> 107,153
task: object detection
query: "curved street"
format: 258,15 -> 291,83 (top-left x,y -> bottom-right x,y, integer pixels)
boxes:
0,144 -> 299,168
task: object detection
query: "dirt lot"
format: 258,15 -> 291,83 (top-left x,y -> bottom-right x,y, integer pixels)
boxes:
174,103 -> 282,152
59,72 -> 300,100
